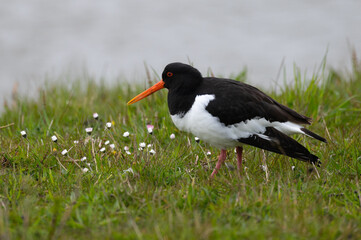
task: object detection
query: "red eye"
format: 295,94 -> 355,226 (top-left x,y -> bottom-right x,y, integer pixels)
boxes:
167,72 -> 173,77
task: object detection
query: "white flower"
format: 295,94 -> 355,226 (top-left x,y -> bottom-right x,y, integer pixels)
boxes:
123,131 -> 130,137
100,147 -> 106,152
139,142 -> 146,148
138,147 -> 144,151
51,135 -> 58,142
106,122 -> 112,129
20,130 -> 27,138
109,143 -> 115,149
124,146 -> 129,151
81,157 -> 87,161
123,167 -> 134,175
244,166 -> 248,171
170,133 -> 175,139
61,149 -> 68,156
260,165 -> 267,172
149,149 -> 156,155
206,151 -> 211,156
93,113 -> 99,120
104,140 -> 110,145
74,140 -> 79,144
194,137 -> 200,143
86,163 -> 91,166
147,124 -> 154,134
126,151 -> 131,155
85,127 -> 93,134
82,168 -> 89,173
147,144 -> 152,148
291,166 -> 296,171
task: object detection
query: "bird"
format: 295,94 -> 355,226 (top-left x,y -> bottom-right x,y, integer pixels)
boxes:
127,62 -> 326,178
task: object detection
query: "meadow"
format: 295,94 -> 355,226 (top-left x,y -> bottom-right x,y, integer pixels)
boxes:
0,58 -> 360,239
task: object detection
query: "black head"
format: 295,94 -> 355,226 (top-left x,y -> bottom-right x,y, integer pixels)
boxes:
127,62 -> 203,106
161,62 -> 203,94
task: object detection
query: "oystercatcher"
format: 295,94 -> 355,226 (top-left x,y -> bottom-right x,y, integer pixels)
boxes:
128,62 -> 326,178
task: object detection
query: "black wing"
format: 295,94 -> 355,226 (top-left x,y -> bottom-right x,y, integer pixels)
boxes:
201,78 -> 312,126
238,127 -> 321,165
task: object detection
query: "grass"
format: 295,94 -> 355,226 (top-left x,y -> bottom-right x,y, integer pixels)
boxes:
0,58 -> 361,239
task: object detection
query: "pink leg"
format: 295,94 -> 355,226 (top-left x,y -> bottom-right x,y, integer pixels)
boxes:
236,146 -> 243,174
210,149 -> 227,178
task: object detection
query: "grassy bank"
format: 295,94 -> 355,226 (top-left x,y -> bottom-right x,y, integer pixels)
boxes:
0,60 -> 361,239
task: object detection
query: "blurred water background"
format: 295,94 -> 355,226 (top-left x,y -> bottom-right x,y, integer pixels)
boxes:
1,0 -> 360,110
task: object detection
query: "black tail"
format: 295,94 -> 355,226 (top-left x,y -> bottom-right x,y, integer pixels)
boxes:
301,128 -> 327,143
238,127 -> 321,166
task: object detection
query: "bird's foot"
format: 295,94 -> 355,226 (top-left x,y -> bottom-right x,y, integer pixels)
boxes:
209,149 -> 227,178
236,146 -> 243,178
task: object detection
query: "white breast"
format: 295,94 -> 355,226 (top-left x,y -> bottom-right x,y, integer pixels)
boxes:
171,94 -> 239,149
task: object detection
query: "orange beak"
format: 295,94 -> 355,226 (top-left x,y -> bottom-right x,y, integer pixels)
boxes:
127,80 -> 165,105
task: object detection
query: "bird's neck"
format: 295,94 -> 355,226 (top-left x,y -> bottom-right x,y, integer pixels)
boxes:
167,77 -> 203,116
167,90 -> 197,116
